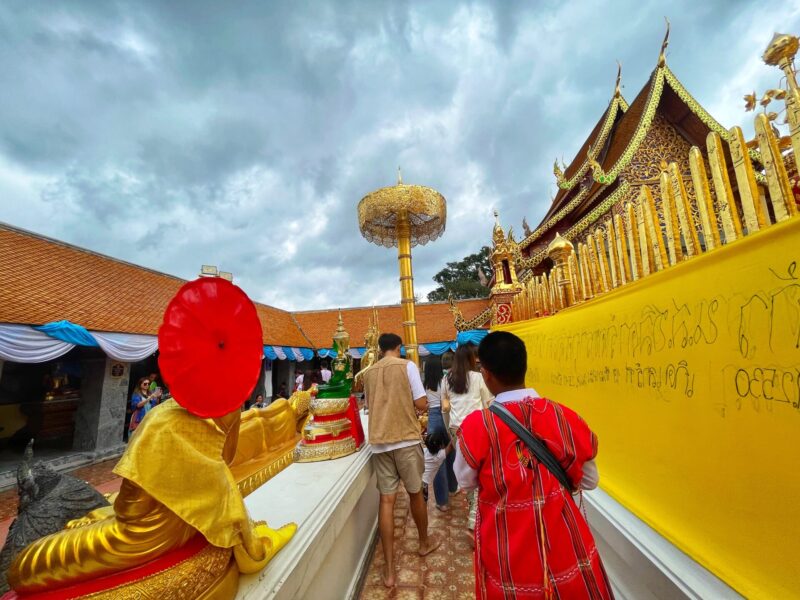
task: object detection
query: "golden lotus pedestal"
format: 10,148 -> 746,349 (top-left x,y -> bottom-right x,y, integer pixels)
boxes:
294,395 -> 360,462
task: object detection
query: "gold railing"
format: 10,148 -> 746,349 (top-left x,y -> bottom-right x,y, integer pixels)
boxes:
512,113 -> 799,321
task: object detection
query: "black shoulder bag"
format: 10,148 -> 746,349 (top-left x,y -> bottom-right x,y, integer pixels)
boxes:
488,402 -> 574,493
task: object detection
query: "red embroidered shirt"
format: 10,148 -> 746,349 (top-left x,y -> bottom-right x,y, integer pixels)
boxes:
458,393 -> 613,599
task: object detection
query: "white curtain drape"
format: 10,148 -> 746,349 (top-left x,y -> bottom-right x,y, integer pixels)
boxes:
0,323 -> 76,362
91,332 -> 159,362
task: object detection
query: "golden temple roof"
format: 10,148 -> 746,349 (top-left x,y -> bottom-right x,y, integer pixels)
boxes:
520,42 -> 745,257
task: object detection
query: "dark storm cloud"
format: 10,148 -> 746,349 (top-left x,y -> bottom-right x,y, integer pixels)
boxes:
0,0 -> 797,310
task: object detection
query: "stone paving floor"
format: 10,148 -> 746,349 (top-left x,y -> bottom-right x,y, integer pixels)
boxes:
0,458 -> 122,546
359,489 -> 477,600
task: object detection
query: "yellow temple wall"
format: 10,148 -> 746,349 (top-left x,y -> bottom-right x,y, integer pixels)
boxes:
498,216 -> 800,599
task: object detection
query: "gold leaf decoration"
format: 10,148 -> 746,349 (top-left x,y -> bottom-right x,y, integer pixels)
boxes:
744,92 -> 757,111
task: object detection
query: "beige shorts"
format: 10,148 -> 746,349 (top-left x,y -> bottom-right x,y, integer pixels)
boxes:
372,444 -> 424,495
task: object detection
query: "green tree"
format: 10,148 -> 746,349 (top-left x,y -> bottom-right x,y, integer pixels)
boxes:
427,246 -> 493,302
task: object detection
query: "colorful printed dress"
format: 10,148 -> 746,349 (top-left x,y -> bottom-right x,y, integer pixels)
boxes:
457,396 -> 613,599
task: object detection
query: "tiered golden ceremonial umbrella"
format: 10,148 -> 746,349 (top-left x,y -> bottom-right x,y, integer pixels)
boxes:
358,170 -> 447,365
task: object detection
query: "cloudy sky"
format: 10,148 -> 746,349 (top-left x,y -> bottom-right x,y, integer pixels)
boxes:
1,0 -> 798,310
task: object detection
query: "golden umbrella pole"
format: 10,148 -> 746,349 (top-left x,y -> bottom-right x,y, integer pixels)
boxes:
396,210 -> 419,365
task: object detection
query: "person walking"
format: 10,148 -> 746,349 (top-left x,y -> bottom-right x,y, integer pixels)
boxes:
442,344 -> 493,532
440,351 -> 458,493
423,355 -> 450,511
455,331 -> 612,599
363,333 -> 441,588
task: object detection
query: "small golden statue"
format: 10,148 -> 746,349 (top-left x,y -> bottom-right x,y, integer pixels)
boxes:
353,307 -> 380,390
294,311 -> 364,462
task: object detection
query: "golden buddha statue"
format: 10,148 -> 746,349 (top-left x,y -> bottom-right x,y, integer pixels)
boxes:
5,277 -> 310,599
6,397 -> 304,598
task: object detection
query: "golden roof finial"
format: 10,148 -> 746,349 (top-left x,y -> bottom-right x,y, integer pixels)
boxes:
397,166 -> 403,185
587,144 -> 611,184
658,17 -> 671,67
553,159 -> 565,185
614,60 -> 622,97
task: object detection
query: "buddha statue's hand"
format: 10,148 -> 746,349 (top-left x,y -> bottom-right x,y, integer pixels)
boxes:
64,506 -> 116,529
233,522 -> 298,574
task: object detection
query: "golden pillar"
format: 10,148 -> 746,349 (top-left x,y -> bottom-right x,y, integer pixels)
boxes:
358,171 -> 446,367
396,211 -> 419,364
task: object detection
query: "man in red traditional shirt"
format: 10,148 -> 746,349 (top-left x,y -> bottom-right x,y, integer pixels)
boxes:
455,331 -> 613,599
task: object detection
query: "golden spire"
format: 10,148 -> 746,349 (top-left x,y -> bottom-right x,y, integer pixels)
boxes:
333,309 -> 349,353
492,209 -> 504,246
658,17 -> 670,67
614,60 -> 622,97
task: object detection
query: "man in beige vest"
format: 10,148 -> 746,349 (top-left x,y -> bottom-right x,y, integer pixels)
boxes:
363,333 -> 441,587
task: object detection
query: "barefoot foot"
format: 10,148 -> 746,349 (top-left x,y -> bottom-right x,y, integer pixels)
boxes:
381,564 -> 396,588
418,533 -> 443,557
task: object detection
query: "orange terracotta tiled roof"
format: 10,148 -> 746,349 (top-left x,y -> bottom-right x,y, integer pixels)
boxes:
293,297 -> 490,349
0,223 -> 308,347
0,223 -> 486,350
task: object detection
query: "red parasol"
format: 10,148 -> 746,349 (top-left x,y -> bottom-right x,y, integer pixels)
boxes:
158,277 -> 264,418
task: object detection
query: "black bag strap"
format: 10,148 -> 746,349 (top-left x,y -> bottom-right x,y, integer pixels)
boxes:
489,402 -> 574,493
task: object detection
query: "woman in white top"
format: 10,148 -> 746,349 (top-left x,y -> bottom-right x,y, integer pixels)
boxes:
443,346 -> 494,431
442,344 -> 493,532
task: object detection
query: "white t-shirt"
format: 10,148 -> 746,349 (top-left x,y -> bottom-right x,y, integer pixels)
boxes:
443,371 -> 494,429
426,386 -> 441,409
422,447 -> 446,485
295,373 -> 304,391
370,361 -> 427,454
321,368 -> 332,383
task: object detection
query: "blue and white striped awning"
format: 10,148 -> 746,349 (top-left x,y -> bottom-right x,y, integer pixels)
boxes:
263,346 -> 315,361
1,319 -> 489,365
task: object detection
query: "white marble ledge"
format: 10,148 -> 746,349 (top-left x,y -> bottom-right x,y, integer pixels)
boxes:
237,412 -> 376,600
